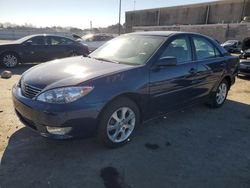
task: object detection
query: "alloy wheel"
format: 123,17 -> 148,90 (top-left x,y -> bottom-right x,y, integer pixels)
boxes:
3,54 -> 18,67
106,107 -> 136,143
216,82 -> 227,105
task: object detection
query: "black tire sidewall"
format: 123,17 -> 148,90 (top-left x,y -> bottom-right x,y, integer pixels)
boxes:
97,97 -> 140,148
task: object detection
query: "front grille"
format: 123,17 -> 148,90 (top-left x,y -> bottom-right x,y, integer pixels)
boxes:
21,82 -> 42,99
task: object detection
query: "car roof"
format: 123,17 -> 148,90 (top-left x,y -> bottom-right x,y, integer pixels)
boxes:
128,31 -> 197,37
26,34 -> 73,39
127,31 -> 227,54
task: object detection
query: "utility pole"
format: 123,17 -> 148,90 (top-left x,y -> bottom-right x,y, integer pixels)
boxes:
118,0 -> 121,35
134,0 -> 136,11
90,21 -> 92,32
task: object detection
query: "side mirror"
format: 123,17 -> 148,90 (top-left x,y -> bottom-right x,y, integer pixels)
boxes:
157,56 -> 177,67
24,40 -> 32,46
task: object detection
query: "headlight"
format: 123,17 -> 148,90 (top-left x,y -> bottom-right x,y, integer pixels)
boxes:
37,86 -> 94,104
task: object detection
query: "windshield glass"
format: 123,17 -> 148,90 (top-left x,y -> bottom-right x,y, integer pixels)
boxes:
15,35 -> 33,43
89,35 -> 165,65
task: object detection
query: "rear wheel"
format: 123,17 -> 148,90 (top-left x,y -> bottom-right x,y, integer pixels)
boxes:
97,97 -> 140,148
1,52 -> 19,68
207,79 -> 229,108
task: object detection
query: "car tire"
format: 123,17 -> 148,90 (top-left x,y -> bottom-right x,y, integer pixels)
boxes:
1,52 -> 19,68
97,97 -> 140,148
207,79 -> 229,108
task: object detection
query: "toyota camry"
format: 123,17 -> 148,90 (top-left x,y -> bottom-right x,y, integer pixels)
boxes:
12,31 -> 238,148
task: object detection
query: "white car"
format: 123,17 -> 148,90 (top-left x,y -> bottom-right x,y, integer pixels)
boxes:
77,34 -> 114,52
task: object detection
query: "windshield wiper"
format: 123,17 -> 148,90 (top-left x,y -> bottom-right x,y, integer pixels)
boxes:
93,57 -> 120,64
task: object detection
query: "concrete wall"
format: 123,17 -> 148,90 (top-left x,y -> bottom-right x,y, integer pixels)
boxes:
0,28 -> 74,40
132,23 -> 250,42
126,0 -> 250,32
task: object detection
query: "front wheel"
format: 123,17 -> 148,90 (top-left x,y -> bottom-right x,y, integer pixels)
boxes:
207,79 -> 229,108
1,53 -> 19,68
97,97 -> 140,148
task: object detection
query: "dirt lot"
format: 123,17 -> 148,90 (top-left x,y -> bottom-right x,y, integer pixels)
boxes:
0,63 -> 250,188
0,40 -> 13,44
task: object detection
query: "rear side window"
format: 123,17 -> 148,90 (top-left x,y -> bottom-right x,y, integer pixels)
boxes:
160,36 -> 192,64
47,36 -> 74,45
61,38 -> 75,45
193,37 -> 221,60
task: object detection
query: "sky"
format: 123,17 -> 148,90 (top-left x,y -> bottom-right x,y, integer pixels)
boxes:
0,0 -> 218,29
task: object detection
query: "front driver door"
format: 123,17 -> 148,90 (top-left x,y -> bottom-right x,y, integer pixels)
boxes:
22,36 -> 47,62
149,35 -> 199,116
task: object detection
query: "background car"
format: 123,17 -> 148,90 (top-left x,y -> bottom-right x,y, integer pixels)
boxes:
0,34 -> 89,68
221,40 -> 241,53
239,59 -> 250,76
240,37 -> 250,59
77,33 -> 114,52
12,31 -> 238,148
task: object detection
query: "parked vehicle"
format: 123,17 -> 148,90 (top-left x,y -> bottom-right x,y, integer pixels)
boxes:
221,40 -> 241,53
239,59 -> 250,76
12,31 -> 238,148
77,33 -> 114,52
240,37 -> 250,59
0,34 -> 89,68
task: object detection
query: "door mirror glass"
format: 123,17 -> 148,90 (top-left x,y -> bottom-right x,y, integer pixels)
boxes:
157,56 -> 177,66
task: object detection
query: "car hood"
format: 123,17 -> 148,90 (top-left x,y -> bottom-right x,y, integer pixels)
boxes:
21,56 -> 134,90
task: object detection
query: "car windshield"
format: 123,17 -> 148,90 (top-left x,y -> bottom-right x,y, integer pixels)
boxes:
89,35 -> 165,65
15,35 -> 33,43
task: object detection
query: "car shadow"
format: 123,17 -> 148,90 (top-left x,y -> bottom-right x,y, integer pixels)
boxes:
0,63 -> 37,76
1,100 -> 250,188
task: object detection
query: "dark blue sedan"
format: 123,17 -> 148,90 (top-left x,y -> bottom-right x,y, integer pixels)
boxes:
0,34 -> 89,68
12,31 -> 239,147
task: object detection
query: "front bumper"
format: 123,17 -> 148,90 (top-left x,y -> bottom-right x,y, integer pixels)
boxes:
12,85 -> 105,139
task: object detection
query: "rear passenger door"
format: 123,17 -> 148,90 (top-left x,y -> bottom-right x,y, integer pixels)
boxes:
46,36 -> 72,60
191,35 -> 225,99
149,35 -> 199,115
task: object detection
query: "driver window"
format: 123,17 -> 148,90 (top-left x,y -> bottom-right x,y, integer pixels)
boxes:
28,36 -> 45,45
160,37 -> 192,64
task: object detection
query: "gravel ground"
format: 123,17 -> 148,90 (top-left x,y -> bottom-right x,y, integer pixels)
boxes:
0,40 -> 13,44
0,64 -> 250,188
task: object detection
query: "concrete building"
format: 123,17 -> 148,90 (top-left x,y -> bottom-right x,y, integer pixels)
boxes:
126,0 -> 250,32
132,23 -> 250,42
125,0 -> 250,42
